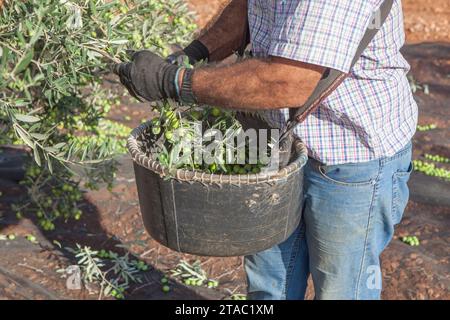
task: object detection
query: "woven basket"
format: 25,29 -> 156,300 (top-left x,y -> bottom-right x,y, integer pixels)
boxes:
127,121 -> 308,256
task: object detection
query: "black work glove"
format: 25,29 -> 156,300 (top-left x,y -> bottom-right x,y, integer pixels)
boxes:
166,40 -> 209,66
113,50 -> 179,102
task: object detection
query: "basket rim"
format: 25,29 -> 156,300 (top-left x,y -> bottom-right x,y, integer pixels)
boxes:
127,121 -> 308,185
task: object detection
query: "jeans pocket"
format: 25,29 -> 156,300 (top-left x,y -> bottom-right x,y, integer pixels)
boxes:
391,162 -> 413,225
318,164 -> 376,187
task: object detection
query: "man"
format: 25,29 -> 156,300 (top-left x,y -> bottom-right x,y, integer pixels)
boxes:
115,0 -> 417,299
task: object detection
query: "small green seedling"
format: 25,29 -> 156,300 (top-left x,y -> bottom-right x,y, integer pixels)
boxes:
401,236 -> 420,246
161,277 -> 169,284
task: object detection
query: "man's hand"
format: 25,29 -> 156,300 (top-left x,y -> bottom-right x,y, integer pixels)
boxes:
114,50 -> 179,102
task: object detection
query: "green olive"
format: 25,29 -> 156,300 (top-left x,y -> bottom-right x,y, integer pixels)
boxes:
190,110 -> 202,120
26,234 -> 37,242
164,131 -> 173,141
164,110 -> 175,120
162,285 -> 170,293
196,279 -> 204,286
171,118 -> 180,129
152,126 -> 161,135
251,167 -> 261,174
209,163 -> 217,172
211,107 -> 221,117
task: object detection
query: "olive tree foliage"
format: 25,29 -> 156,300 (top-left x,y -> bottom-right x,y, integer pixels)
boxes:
0,0 -> 195,229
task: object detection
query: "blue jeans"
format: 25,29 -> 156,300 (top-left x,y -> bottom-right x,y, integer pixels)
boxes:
244,142 -> 413,300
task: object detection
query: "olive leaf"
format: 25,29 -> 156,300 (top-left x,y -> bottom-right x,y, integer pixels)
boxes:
13,49 -> 34,75
14,114 -> 41,123
33,148 -> 42,167
14,125 -> 34,148
0,47 -> 9,69
30,133 -> 49,140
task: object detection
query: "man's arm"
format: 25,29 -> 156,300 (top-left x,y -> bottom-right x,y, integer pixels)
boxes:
114,51 -> 324,109
196,0 -> 249,62
191,57 -> 325,109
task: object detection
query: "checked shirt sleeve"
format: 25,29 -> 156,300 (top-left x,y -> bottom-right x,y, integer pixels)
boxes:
268,0 -> 382,73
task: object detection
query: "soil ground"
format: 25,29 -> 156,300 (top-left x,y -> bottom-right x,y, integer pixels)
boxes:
0,1 -> 449,300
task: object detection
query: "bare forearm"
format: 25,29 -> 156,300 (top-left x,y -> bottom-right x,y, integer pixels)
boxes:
197,0 -> 248,62
191,58 -> 324,110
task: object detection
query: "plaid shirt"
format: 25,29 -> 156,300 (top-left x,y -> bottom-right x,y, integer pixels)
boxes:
249,0 -> 418,165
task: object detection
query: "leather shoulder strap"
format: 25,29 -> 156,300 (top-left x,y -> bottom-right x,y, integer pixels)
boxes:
286,0 -> 394,134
